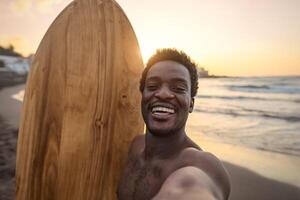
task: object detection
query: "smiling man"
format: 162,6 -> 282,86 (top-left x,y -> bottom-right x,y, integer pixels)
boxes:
117,49 -> 230,200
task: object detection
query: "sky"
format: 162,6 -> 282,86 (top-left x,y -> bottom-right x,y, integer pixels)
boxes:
0,0 -> 299,76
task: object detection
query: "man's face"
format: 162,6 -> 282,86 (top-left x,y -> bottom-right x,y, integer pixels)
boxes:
141,60 -> 194,136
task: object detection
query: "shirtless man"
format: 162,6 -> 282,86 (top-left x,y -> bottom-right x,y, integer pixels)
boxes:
117,49 -> 230,200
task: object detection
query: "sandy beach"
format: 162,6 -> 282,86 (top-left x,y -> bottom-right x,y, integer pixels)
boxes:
188,129 -> 300,188
0,84 -> 299,200
0,84 -> 24,200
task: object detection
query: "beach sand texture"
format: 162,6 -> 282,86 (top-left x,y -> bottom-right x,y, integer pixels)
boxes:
0,84 -> 300,200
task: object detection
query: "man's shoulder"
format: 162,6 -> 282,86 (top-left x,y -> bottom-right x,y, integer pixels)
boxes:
178,147 -> 231,199
179,147 -> 220,165
179,147 -> 230,182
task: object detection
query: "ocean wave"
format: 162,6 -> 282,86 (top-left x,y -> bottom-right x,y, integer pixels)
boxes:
233,85 -> 270,89
197,130 -> 300,156
228,84 -> 300,94
294,99 -> 300,103
194,107 -> 300,122
252,146 -> 300,157
196,94 -> 294,102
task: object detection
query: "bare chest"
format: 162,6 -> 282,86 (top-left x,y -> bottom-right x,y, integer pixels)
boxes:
118,157 -> 176,200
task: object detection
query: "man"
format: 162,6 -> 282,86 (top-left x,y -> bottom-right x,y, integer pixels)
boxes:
117,48 -> 230,200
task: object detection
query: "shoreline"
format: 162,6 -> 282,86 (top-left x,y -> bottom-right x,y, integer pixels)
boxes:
0,84 -> 24,129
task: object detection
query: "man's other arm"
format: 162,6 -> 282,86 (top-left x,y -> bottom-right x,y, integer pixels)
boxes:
152,150 -> 230,200
152,166 -> 224,200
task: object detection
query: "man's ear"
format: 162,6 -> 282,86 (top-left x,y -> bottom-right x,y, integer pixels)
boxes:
189,98 -> 194,113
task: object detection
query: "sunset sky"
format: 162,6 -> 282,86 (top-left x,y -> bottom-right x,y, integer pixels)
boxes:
0,0 -> 299,76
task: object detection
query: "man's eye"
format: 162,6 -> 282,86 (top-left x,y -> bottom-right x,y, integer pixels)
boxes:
146,85 -> 158,91
172,86 -> 186,93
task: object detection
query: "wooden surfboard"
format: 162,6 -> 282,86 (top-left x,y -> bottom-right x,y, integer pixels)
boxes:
16,0 -> 144,199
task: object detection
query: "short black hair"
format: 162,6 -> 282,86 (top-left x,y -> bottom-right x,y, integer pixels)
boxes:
139,48 -> 199,97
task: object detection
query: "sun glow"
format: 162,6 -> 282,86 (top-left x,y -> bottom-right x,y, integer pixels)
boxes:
139,43 -> 156,64
1,0 -> 299,76
138,34 -> 172,64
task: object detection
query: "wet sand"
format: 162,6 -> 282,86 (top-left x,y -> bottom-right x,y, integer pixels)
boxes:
225,161 -> 300,200
0,84 -> 299,200
0,116 -> 17,200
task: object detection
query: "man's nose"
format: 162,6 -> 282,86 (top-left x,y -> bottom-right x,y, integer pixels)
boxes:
154,86 -> 175,99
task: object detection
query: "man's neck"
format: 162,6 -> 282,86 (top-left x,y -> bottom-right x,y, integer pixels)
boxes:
144,128 -> 187,161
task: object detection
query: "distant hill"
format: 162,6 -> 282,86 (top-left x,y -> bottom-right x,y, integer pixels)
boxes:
0,45 -> 22,57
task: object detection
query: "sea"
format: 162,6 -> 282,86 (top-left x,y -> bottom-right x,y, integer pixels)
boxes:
188,76 -> 300,157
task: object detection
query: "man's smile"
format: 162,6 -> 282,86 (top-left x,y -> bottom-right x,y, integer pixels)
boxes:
152,106 -> 175,114
149,103 -> 176,120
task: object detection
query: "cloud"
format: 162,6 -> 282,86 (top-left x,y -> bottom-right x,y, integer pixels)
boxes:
10,0 -> 63,13
10,0 -> 32,13
36,0 -> 54,13
0,35 -> 34,56
36,0 -> 62,13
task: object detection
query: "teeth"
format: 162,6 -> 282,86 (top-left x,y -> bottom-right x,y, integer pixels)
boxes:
152,106 -> 175,114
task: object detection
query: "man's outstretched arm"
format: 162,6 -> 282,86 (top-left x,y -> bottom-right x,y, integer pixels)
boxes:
152,166 -> 228,200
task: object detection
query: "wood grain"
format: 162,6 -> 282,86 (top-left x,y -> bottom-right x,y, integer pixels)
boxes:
16,0 -> 144,199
